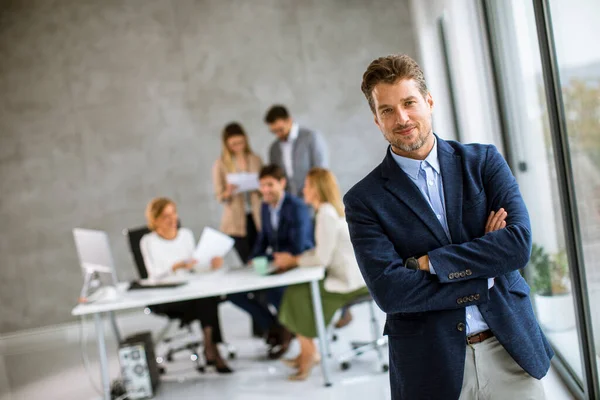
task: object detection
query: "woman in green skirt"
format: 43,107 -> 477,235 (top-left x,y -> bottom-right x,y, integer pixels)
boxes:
273,168 -> 369,381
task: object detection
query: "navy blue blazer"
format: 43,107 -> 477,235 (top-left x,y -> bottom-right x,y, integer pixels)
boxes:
251,193 -> 314,260
344,137 -> 553,400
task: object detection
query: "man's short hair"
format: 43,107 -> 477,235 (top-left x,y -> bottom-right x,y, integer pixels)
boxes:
361,54 -> 428,113
264,105 -> 290,124
259,164 -> 286,181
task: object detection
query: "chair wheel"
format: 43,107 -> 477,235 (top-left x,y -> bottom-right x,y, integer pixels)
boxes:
228,352 -> 236,360
340,362 -> 350,371
158,366 -> 166,375
382,364 -> 389,373
196,366 -> 205,373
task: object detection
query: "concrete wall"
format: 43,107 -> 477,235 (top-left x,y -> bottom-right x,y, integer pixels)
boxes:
0,0 -> 416,333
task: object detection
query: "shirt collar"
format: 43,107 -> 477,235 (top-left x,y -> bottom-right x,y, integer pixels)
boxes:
390,135 -> 440,179
286,123 -> 299,142
269,193 -> 286,212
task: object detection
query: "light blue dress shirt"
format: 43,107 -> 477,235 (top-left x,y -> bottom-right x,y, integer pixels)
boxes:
390,138 -> 490,335
269,194 -> 285,231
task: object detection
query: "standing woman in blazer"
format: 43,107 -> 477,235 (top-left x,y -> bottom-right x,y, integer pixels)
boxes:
273,168 -> 369,381
212,122 -> 263,263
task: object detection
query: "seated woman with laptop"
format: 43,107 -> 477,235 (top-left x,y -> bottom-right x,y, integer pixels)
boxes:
140,197 -> 233,373
273,168 -> 369,381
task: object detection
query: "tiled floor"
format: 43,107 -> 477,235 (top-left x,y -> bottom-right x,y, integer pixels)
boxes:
0,302 -> 574,400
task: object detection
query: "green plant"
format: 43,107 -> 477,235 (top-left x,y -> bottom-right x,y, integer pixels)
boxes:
528,244 -> 570,296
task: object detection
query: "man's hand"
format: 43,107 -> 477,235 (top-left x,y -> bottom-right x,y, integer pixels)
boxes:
417,208 -> 508,274
485,208 -> 507,233
273,252 -> 299,272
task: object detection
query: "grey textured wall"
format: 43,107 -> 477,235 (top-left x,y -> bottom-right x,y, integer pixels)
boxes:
0,0 -> 416,333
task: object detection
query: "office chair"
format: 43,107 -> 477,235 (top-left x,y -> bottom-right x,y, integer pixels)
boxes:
124,226 -> 236,375
330,294 -> 389,373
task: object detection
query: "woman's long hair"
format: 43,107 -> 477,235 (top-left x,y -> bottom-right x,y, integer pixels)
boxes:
221,122 -> 253,173
306,168 -> 344,217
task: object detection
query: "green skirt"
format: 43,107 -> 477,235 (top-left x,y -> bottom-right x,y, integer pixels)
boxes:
278,280 -> 370,338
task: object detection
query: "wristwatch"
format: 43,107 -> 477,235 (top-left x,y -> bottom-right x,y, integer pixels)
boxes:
404,257 -> 420,270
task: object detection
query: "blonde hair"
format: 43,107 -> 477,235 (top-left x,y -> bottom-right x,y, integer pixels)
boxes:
221,122 -> 253,173
145,197 -> 175,231
306,168 -> 344,217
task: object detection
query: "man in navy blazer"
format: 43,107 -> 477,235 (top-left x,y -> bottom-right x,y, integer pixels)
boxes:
228,164 -> 314,359
344,54 -> 553,399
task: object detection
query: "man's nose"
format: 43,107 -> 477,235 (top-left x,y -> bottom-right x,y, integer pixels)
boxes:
396,107 -> 410,125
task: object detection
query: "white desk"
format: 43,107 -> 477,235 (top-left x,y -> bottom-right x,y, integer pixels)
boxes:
72,266 -> 330,400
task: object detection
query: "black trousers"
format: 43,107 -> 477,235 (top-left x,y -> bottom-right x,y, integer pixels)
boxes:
152,296 -> 223,343
231,213 -> 258,264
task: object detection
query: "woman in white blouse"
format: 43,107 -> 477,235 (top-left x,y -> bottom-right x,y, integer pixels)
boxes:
273,168 -> 369,380
140,197 -> 232,373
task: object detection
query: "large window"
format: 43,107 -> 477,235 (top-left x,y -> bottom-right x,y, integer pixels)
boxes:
485,0 -> 585,384
485,0 -> 600,396
547,0 -> 600,385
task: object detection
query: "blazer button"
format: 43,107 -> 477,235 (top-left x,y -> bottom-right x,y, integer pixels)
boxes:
468,295 -> 475,301
457,298 -> 463,304
457,322 -> 466,332
474,294 -> 480,300
449,273 -> 454,279
465,269 -> 472,276
460,271 -> 466,278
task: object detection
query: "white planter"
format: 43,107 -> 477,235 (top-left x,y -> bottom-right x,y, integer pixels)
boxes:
534,293 -> 576,332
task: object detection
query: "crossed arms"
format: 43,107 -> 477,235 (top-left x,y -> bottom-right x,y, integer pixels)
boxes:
344,146 -> 532,314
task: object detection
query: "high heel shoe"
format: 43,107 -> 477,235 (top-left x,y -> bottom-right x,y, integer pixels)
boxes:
204,351 -> 233,373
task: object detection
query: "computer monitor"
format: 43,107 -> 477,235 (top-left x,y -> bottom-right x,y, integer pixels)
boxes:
73,228 -> 119,302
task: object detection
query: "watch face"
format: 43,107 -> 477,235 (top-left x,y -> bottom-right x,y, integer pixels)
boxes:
406,258 -> 419,270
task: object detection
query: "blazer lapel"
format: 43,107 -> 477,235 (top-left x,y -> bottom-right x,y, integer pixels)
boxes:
381,148 -> 450,246
437,138 -> 463,244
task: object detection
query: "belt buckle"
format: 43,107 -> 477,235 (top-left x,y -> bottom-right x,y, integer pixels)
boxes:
466,332 -> 480,345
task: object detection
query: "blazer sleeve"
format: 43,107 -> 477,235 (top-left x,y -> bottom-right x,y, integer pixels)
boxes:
250,208 -> 269,259
309,130 -> 328,168
428,145 -> 532,283
211,159 -> 229,203
298,206 -> 336,267
288,202 -> 314,255
344,192 -> 488,315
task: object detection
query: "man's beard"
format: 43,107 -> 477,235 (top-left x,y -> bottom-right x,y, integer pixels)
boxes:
387,127 -> 430,152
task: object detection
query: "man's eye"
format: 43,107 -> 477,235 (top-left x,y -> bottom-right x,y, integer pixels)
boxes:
405,101 -> 415,106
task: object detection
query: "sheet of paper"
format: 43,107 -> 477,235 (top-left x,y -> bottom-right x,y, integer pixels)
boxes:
226,172 -> 259,193
192,227 -> 235,269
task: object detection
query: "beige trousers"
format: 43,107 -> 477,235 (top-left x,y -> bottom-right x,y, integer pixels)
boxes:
458,336 -> 546,400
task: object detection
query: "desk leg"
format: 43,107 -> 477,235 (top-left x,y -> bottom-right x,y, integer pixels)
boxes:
310,279 -> 333,387
94,313 -> 111,400
108,311 -> 122,343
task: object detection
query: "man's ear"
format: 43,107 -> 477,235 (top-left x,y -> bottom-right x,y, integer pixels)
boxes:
426,92 -> 434,111
280,178 -> 287,188
373,113 -> 381,129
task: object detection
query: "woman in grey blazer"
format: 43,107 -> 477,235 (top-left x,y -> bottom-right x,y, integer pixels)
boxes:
212,122 -> 263,263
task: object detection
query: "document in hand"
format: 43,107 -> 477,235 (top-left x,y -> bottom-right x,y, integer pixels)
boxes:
192,227 -> 235,269
226,172 -> 259,193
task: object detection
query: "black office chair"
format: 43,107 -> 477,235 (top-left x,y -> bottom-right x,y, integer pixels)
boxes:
330,294 -> 389,373
124,225 -> 236,375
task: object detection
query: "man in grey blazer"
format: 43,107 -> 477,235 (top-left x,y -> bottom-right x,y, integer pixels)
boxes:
264,105 -> 328,197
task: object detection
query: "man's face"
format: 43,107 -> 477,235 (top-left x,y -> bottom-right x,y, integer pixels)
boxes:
259,176 -> 286,206
372,79 -> 434,158
268,118 -> 293,141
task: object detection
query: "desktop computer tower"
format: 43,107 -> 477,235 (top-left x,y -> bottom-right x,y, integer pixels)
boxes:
118,332 -> 160,399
